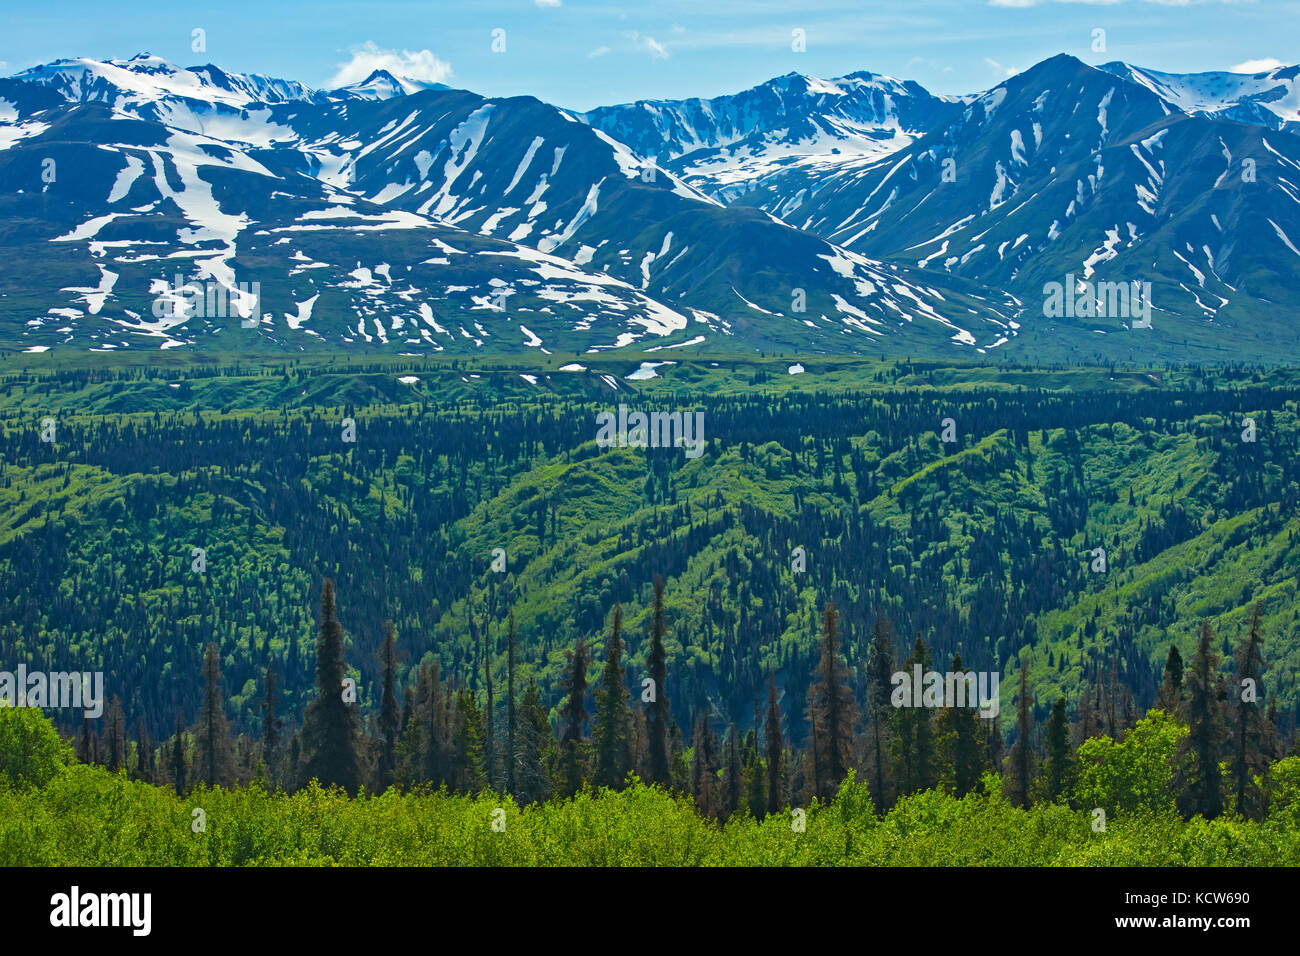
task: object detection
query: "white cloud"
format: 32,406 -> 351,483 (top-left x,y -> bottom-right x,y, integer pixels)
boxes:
328,41 -> 452,88
1231,57 -> 1285,73
535,0 -> 562,6
626,31 -> 670,60
984,56 -> 1018,77
588,45 -> 611,59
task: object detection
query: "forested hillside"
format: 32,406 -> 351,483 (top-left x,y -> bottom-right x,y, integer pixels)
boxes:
1,355 -> 1299,841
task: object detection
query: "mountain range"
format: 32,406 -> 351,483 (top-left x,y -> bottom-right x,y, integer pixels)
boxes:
2,51 -> 1298,363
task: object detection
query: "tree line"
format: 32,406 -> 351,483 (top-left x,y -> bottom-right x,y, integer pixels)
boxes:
72,577 -> 1292,823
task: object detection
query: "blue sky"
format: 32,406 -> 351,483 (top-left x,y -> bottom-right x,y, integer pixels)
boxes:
3,0 -> 1297,110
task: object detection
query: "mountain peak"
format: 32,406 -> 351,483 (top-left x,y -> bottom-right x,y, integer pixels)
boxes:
114,52 -> 178,71
330,68 -> 405,100
1096,59 -> 1300,129
331,68 -> 446,100
1020,52 -> 1090,77
11,54 -> 331,111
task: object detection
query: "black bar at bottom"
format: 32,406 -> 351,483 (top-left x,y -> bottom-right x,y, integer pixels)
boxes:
5,865 -> 1277,942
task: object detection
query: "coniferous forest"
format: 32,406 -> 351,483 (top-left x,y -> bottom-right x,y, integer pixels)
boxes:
3,355 -> 1300,867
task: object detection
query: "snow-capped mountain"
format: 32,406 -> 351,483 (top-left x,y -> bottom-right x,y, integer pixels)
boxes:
12,53 -> 333,109
0,86 -> 697,353
1099,61 -> 1300,134
333,69 -> 449,101
730,54 -> 1300,362
0,54 -> 1020,356
11,53 -> 441,109
306,86 -> 1020,351
583,70 -> 963,200
3,51 -> 1300,362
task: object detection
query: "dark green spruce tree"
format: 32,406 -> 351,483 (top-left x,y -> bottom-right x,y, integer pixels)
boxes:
559,636 -> 590,797
891,634 -> 936,795
744,721 -> 766,818
514,679 -> 553,804
134,719 -> 153,783
723,724 -> 743,819
482,612 -> 496,790
1177,620 -> 1227,820
1155,643 -> 1185,712
420,662 -> 451,788
866,614 -> 895,809
1038,697 -> 1076,803
171,710 -> 187,796
1230,604 -> 1272,820
1003,658 -> 1035,808
261,661 -> 281,790
646,576 -> 672,788
506,611 -> 517,795
937,652 -> 983,797
452,688 -> 486,793
376,620 -> 400,792
197,642 -> 234,788
807,602 -> 857,800
691,712 -> 719,820
299,579 -> 363,795
106,696 -> 125,773
765,671 -> 784,815
593,605 -> 633,790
